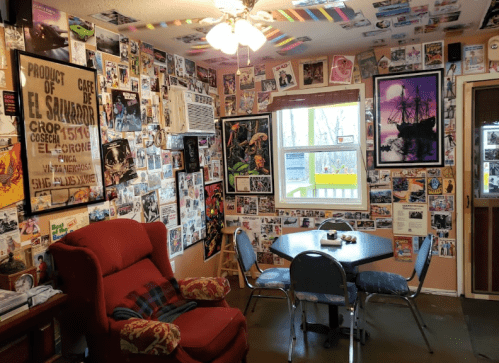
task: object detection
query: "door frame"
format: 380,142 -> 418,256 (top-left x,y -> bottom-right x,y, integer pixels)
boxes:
456,72 -> 499,298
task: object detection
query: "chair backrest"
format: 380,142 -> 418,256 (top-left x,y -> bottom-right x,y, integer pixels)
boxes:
290,250 -> 351,308
318,218 -> 355,231
413,234 -> 434,291
234,228 -> 257,273
59,219 -> 154,277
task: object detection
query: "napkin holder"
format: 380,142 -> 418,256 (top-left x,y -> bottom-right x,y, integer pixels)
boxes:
320,238 -> 342,247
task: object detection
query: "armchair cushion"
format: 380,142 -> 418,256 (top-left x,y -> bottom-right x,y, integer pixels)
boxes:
104,258 -> 166,316
115,278 -> 180,318
173,307 -> 247,362
178,277 -> 231,301
120,318 -> 181,356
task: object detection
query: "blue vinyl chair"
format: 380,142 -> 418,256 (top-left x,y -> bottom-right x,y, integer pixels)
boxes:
233,228 -> 291,316
355,234 -> 435,353
289,250 -> 358,363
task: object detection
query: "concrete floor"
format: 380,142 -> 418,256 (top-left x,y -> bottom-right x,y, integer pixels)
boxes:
224,276 -> 491,363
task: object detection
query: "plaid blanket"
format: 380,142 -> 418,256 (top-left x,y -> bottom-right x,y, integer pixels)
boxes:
112,278 -> 197,322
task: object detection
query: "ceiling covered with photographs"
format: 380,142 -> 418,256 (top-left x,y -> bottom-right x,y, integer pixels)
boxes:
38,0 -> 499,65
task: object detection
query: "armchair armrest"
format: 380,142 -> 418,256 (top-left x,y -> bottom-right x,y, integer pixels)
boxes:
120,318 -> 181,356
178,277 -> 231,301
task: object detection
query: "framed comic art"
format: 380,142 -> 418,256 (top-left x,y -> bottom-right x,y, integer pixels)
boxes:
204,181 -> 224,261
221,113 -> 273,195
373,69 -> 444,168
15,50 -> 106,215
176,170 -> 206,249
299,57 -> 328,89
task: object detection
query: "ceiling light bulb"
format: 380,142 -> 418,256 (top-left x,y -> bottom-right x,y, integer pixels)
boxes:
247,26 -> 266,52
221,31 -> 238,55
206,22 -> 232,50
235,19 -> 253,46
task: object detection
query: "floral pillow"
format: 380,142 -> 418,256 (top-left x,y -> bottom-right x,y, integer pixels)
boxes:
178,277 -> 230,301
120,318 -> 181,356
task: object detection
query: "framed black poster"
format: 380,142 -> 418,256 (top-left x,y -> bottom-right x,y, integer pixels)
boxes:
183,135 -> 200,173
221,113 -> 273,195
15,50 -> 106,215
176,169 -> 206,249
373,69 -> 444,168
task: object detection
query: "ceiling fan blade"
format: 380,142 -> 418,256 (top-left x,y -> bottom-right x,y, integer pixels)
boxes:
255,24 -> 307,55
270,5 -> 357,23
199,15 -> 225,25
249,11 -> 274,23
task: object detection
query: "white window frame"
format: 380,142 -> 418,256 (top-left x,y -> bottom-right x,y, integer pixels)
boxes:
271,83 -> 367,210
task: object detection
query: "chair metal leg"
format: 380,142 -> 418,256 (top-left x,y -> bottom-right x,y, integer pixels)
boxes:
405,297 -> 433,353
251,294 -> 259,313
411,299 -> 427,328
301,300 -> 307,332
288,304 -> 296,363
243,290 -> 256,315
361,292 -> 368,345
349,307 -> 355,363
354,298 -> 361,342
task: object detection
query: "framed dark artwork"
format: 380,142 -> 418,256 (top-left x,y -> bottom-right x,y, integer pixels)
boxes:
111,90 -> 141,132
221,113 -> 273,195
204,182 -> 224,261
15,50 -> 106,215
102,139 -> 138,186
183,136 -> 200,173
373,69 -> 444,168
176,170 -> 206,249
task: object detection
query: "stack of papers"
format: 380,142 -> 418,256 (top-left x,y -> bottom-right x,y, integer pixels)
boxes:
0,289 -> 29,322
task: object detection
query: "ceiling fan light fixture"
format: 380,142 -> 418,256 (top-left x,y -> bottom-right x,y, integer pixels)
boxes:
247,26 -> 266,51
221,31 -> 239,55
206,22 -> 232,50
234,18 -> 253,46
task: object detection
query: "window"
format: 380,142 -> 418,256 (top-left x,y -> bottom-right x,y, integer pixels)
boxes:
272,85 -> 366,210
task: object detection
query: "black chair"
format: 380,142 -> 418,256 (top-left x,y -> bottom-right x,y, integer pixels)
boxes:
355,234 -> 435,352
318,217 -> 355,231
289,250 -> 358,363
318,218 -> 358,281
233,228 -> 291,316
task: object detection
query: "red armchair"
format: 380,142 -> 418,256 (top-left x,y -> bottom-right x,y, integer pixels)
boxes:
49,220 -> 248,363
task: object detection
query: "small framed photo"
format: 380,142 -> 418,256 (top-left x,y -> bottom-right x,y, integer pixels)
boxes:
299,57 -> 328,89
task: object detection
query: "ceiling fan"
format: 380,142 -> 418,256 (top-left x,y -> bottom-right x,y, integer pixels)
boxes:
120,0 -> 359,57
199,0 -> 273,54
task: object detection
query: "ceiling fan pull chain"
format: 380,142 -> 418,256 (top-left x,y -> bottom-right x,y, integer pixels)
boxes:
236,46 -> 241,76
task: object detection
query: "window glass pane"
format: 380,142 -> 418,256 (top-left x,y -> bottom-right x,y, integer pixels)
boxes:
283,151 -> 359,200
280,104 -> 360,148
314,104 -> 360,146
281,108 -> 310,147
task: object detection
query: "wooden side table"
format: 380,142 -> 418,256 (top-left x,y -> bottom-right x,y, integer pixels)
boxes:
0,294 -> 68,363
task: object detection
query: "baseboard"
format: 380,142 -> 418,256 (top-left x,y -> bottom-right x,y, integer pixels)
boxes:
410,287 -> 458,297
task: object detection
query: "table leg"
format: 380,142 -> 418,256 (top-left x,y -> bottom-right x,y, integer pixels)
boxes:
301,304 -> 369,348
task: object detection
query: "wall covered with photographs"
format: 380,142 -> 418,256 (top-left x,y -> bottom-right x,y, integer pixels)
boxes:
0,1 -> 225,284
217,32 -> 498,292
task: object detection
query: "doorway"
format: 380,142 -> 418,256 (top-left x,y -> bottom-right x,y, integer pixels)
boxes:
463,77 -> 499,300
